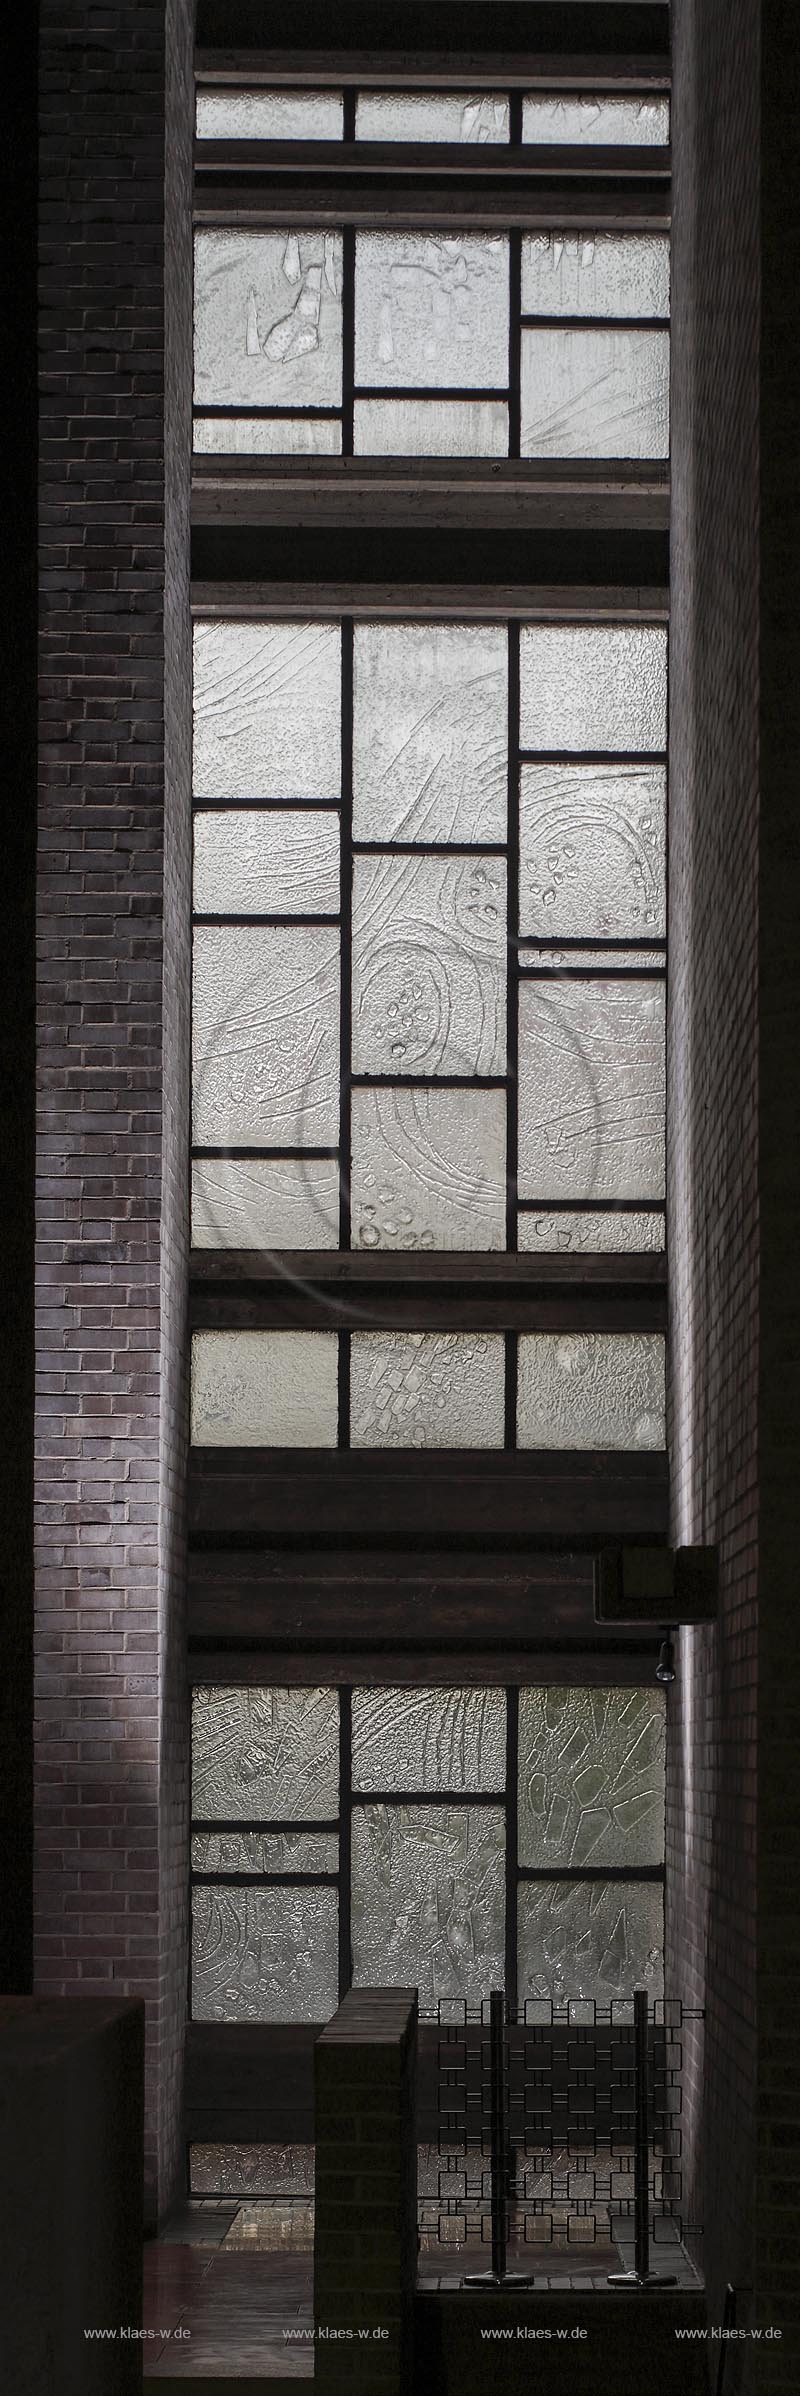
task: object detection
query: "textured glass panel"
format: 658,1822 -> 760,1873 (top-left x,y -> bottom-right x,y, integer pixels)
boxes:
352,1804 -> 505,2006
192,1830 -> 338,1874
351,1331 -> 505,1448
192,925 -> 340,1147
519,626 -> 667,755
193,620 -> 341,801
521,947 -> 664,971
192,1686 -> 339,1820
522,95 -> 669,147
354,234 -> 508,389
518,1209 -> 664,1254
521,233 -> 670,319
192,1885 -> 338,2022
518,1879 -> 664,2005
353,398 -> 508,457
520,764 -> 666,938
518,978 -> 665,1201
517,1332 -> 666,1450
191,1329 -> 338,1446
193,809 -> 340,917
194,231 -> 343,409
196,90 -> 343,140
352,855 -> 506,1077
193,415 -> 342,455
351,1087 -> 506,1252
352,1688 -> 506,1793
190,2143 -> 316,2197
356,92 -> 509,143
191,1158 -> 339,1251
521,327 -> 669,460
353,623 -> 507,845
518,1688 -> 666,1868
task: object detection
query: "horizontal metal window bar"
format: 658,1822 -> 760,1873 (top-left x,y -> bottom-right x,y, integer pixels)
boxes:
353,1789 -> 504,1807
353,840 -> 508,859
191,1871 -> 339,1888
350,1072 -> 506,1090
192,912 -> 340,928
193,403 -> 343,419
517,1864 -> 665,1883
517,1197 -> 665,1213
517,936 -> 665,952
192,795 -> 343,812
518,965 -> 666,979
191,1817 -> 339,1834
191,1145 -> 340,1161
520,315 -> 669,333
353,384 -> 509,403
194,60 -> 672,96
519,748 -> 666,765
193,141 -> 670,182
191,587 -> 670,624
193,197 -> 671,235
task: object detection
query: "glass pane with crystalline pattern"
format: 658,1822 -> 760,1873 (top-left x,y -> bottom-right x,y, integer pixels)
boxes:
193,620 -> 341,801
519,763 -> 666,939
520,625 -> 667,755
351,1086 -> 506,1252
352,854 -> 506,1078
354,233 -> 509,389
353,398 -> 508,457
356,92 -> 509,143
518,1209 -> 664,1254
352,1688 -> 506,1793
194,230 -> 343,409
196,90 -> 343,140
192,924 -> 340,1148
192,1884 -> 338,2021
518,977 -> 665,1201
517,1331 -> 666,1450
192,1686 -> 339,1820
521,233 -> 669,319
351,1331 -> 505,1448
191,1830 -> 338,1874
518,1878 -> 664,2005
193,810 -> 340,917
191,1158 -> 339,1251
353,623 -> 507,844
193,415 -> 342,455
518,1687 -> 666,1868
352,1804 -> 505,2007
521,327 -> 669,460
190,2144 -> 316,2197
191,1328 -> 338,1446
522,95 -> 669,146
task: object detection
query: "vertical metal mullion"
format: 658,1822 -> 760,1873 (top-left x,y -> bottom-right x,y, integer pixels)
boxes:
504,620 -> 520,1452
338,1685 -> 353,2001
342,224 -> 355,458
508,227 -> 522,462
338,619 -> 353,1449
509,89 -> 523,150
505,1684 -> 519,2017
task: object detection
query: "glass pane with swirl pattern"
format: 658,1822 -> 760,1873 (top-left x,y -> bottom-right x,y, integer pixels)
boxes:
193,620 -> 341,801
517,976 -> 665,1202
353,622 -> 507,845
352,1687 -> 506,1793
351,1086 -> 506,1252
352,854 -> 506,1078
519,763 -> 666,939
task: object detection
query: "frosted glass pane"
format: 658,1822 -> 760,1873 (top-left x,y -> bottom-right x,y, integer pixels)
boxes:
521,946 -> 663,971
353,623 -> 507,844
193,621 -> 340,801
192,1830 -> 338,1874
193,415 -> 342,455
518,1209 -> 664,1254
517,1332 -> 666,1450
518,1688 -> 666,1868
192,1158 -> 339,1250
520,764 -> 665,938
518,978 -> 665,1200
520,626 -> 667,754
354,234 -> 508,389
521,327 -> 669,460
356,93 -> 509,143
522,96 -> 669,147
192,1685 -> 339,1820
352,1804 -> 505,2006
196,90 -> 343,141
191,1329 -> 338,1446
354,399 -> 508,457
518,1879 -> 664,2006
351,1087 -> 506,1252
352,855 -> 506,1077
521,233 -> 669,319
193,809 -> 340,916
352,1688 -> 506,1793
192,925 -> 339,1146
191,2144 -> 316,2197
194,231 -> 343,409
192,1885 -> 338,2022
351,1331 -> 505,1449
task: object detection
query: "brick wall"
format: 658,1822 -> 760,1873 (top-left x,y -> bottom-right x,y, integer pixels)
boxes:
35,0 -> 193,2219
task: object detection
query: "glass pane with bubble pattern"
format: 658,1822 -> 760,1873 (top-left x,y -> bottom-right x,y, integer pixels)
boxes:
517,976 -> 665,1201
191,1329 -> 338,1446
194,414 -> 342,455
518,1878 -> 664,2006
196,90 -> 343,140
191,1157 -> 340,1251
194,230 -> 343,409
193,809 -> 340,917
351,1086 -> 506,1252
191,1830 -> 338,1875
522,95 -> 669,146
351,1331 -> 505,1448
520,625 -> 667,754
193,620 -> 341,801
519,763 -> 666,939
352,854 -> 506,1078
192,1884 -> 338,2021
518,1209 -> 664,1254
353,622 -> 507,845
353,397 -> 508,456
352,1803 -> 505,2007
521,327 -> 669,460
352,1687 -> 506,1793
190,2143 -> 316,2197
354,233 -> 509,389
517,1331 -> 666,1450
521,233 -> 669,319
192,924 -> 340,1148
356,92 -> 509,143
518,1687 -> 665,1869
192,1685 -> 339,1821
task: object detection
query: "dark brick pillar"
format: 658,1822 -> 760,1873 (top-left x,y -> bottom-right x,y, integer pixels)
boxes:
314,1989 -> 418,2390
35,0 -> 193,2220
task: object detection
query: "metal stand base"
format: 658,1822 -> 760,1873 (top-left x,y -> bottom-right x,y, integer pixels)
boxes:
607,2268 -> 679,2289
463,2271 -> 538,2289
